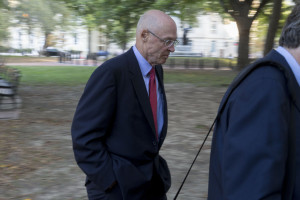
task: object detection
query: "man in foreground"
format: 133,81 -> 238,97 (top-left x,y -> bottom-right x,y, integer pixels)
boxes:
208,4 -> 300,199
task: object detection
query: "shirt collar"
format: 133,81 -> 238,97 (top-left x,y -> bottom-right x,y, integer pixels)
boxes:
133,45 -> 153,76
276,46 -> 300,86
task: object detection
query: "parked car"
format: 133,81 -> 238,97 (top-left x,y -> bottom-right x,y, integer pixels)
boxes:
96,51 -> 109,57
42,47 -> 64,57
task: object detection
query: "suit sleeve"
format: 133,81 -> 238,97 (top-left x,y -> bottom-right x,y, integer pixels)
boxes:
71,66 -> 117,190
222,75 -> 290,199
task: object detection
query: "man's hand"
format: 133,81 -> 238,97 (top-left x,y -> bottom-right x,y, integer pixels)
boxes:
105,181 -> 118,193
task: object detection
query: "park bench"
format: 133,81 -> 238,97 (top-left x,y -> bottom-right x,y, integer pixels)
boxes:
0,65 -> 21,109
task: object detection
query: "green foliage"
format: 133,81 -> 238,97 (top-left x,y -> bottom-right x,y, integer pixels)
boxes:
153,0 -> 205,25
0,8 -> 10,42
63,0 -> 206,50
0,0 -> 9,9
14,0 -> 73,48
255,1 -> 293,43
62,0 -> 104,29
0,0 -> 11,43
99,0 -> 155,50
163,69 -> 237,87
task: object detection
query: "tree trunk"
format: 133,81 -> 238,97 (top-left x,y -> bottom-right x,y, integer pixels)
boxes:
121,25 -> 129,52
88,28 -> 92,55
263,0 -> 282,55
43,32 -> 50,49
219,0 -> 272,70
236,19 -> 252,70
122,42 -> 127,52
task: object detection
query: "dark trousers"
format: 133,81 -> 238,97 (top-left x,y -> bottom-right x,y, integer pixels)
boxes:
143,172 -> 168,200
85,172 -> 167,200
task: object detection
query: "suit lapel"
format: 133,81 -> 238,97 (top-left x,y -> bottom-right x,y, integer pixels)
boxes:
291,84 -> 300,112
126,48 -> 157,136
155,65 -> 168,140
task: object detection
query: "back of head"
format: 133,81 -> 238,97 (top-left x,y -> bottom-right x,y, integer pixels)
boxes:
279,3 -> 300,48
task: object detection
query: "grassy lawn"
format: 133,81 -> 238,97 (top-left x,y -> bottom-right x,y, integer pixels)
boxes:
13,66 -> 97,86
165,56 -> 237,69
3,55 -> 238,87
11,65 -> 238,87
164,69 -> 237,87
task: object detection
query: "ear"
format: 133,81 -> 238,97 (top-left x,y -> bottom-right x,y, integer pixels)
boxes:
141,30 -> 149,42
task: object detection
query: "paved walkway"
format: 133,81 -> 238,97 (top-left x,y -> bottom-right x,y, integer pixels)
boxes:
6,60 -> 101,67
0,95 -> 22,120
0,62 -> 228,199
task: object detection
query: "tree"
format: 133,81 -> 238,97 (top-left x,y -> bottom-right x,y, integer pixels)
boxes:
14,0 -> 72,49
219,0 -> 271,70
263,0 -> 283,55
61,0 -> 104,54
0,0 -> 9,9
263,0 -> 299,56
153,0 -> 204,26
63,0 -> 202,51
101,0 -> 155,51
154,0 -> 203,46
0,8 -> 10,43
103,0 -> 203,51
0,0 -> 11,43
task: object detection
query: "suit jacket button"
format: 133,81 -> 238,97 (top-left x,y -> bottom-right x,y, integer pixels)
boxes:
152,141 -> 157,146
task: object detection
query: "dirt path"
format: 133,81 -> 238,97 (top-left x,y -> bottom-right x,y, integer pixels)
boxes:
0,83 -> 226,200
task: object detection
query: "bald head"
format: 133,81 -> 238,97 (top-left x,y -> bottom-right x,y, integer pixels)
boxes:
136,10 -> 176,37
135,10 -> 177,66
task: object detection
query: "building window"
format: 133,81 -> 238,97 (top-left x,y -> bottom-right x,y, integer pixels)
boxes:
211,40 -> 216,52
19,31 -> 22,49
211,22 -> 217,34
74,33 -> 77,45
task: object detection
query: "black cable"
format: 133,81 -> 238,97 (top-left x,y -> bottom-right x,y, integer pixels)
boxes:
173,118 -> 216,200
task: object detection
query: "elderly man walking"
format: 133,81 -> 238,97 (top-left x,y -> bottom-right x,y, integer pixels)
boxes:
71,10 -> 178,200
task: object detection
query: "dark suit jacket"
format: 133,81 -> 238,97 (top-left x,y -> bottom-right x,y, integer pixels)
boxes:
208,50 -> 300,199
71,47 -> 170,200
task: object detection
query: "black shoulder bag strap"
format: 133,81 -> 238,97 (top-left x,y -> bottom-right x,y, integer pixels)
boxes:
173,60 -> 297,200
173,116 -> 217,200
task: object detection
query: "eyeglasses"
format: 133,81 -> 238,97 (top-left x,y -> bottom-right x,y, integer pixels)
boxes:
148,30 -> 179,48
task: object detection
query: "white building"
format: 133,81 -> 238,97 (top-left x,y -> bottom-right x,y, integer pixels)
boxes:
5,25 -> 90,57
172,13 -> 238,58
3,12 -> 238,58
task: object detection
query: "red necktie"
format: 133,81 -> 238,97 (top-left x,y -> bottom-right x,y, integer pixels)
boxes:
149,67 -> 158,140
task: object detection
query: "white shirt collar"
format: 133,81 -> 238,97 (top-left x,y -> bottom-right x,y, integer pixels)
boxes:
276,46 -> 300,86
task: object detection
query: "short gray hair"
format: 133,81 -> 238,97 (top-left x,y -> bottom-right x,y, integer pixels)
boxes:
279,4 -> 300,48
